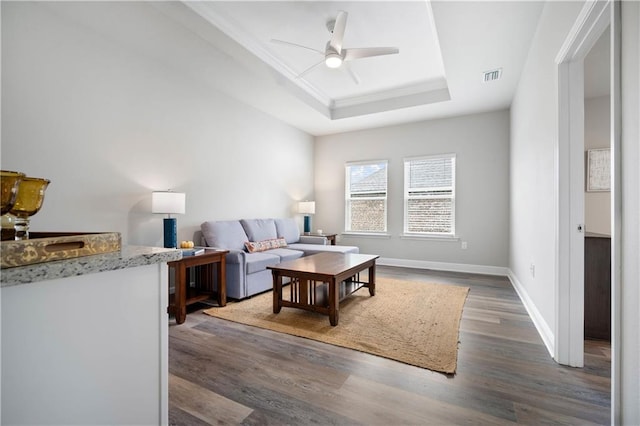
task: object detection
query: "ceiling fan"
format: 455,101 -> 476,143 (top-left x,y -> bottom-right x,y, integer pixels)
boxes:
271,10 -> 399,84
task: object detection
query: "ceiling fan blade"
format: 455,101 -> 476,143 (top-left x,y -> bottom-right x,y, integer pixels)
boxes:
344,47 -> 399,61
271,39 -> 324,56
344,63 -> 360,85
329,10 -> 348,53
296,59 -> 325,79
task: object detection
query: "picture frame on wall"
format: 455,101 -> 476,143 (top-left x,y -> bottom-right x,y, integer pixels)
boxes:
586,148 -> 611,192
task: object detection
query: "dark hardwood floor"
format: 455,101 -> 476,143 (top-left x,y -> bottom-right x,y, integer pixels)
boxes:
168,266 -> 611,425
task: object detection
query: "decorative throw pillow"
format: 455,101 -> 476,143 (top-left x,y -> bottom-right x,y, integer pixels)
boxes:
244,238 -> 287,253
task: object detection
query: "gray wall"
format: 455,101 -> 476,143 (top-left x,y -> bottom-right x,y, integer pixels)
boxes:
1,2 -> 314,246
315,110 -> 510,272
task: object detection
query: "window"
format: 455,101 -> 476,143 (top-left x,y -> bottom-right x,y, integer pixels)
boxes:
404,154 -> 456,235
345,160 -> 388,233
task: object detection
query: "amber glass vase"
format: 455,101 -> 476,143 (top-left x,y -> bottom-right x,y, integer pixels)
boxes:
1,170 -> 25,215
10,177 -> 50,240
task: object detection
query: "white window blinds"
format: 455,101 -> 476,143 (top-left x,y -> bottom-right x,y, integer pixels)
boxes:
345,161 -> 388,233
404,154 -> 456,235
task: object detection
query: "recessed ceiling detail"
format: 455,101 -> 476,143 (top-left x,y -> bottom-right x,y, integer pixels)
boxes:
183,1 -> 450,120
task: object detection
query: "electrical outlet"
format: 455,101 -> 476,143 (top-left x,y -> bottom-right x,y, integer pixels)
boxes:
461,241 -> 468,249
530,263 -> 535,278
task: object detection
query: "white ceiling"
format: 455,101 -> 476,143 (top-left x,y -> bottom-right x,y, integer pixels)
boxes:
161,1 -> 547,135
43,1 -> 609,136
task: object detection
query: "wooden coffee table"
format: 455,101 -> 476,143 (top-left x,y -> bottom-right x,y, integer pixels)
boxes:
268,252 -> 379,326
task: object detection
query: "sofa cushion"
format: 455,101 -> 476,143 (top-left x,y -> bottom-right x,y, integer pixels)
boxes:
245,252 -> 281,274
201,220 -> 248,251
274,218 -> 301,244
241,219 -> 278,242
245,238 -> 287,253
268,248 -> 304,262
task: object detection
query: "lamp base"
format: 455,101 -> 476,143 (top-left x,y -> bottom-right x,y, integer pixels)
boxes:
163,217 -> 177,248
303,215 -> 311,234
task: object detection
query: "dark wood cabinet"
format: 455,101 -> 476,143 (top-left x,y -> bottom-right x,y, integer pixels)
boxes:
584,233 -> 611,341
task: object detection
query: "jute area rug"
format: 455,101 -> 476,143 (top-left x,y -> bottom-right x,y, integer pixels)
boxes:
203,278 -> 469,374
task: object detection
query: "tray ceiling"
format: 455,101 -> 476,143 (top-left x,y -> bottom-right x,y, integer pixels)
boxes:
185,1 -> 450,120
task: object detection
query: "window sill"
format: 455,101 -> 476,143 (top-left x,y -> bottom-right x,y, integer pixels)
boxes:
400,233 -> 459,241
341,232 -> 392,239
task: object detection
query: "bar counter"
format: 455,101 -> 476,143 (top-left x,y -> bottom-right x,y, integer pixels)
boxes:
1,245 -> 180,425
1,245 -> 181,287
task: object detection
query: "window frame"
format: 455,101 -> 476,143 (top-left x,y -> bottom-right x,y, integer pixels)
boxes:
344,160 -> 389,234
403,153 -> 456,237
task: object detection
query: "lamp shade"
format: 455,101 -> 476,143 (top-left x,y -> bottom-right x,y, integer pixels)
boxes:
298,201 -> 315,215
152,191 -> 185,214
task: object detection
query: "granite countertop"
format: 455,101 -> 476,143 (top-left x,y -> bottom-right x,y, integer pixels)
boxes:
1,245 -> 182,288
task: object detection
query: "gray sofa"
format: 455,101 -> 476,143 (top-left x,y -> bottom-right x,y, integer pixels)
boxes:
200,218 -> 359,300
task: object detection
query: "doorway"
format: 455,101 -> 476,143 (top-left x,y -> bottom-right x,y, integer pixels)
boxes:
556,0 -> 620,423
584,29 -> 612,241
555,0 -> 611,369
582,23 -> 612,378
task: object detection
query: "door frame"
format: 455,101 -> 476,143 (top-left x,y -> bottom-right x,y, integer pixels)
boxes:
555,0 -> 611,366
555,0 -> 621,422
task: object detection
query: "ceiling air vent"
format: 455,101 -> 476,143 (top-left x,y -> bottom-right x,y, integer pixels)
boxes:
483,68 -> 502,83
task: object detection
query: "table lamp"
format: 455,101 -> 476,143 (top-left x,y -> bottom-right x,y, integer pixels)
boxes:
298,201 -> 315,234
152,191 -> 185,248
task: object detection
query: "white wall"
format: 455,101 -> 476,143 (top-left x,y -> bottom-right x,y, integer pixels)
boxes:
0,3 -> 3,421
584,95 -> 611,235
511,3 -> 640,422
315,110 -> 510,272
509,0 -> 584,341
619,1 -> 640,422
0,2 -> 314,247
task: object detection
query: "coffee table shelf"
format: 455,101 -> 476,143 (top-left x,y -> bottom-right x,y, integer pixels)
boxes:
285,274 -> 367,309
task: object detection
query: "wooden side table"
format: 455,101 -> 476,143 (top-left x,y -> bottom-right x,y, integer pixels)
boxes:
167,248 -> 228,324
304,233 -> 337,245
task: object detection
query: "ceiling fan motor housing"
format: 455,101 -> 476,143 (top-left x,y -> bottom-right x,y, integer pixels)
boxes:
324,41 -> 343,68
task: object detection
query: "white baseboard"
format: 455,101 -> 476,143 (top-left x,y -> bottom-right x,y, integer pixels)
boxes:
507,269 -> 555,358
377,257 -> 509,276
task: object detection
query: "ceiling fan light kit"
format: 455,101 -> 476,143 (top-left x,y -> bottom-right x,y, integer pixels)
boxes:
325,52 -> 343,68
271,10 -> 399,83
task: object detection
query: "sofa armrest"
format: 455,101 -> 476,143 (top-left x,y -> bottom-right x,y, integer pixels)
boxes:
222,249 -> 246,264
299,235 -> 327,245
